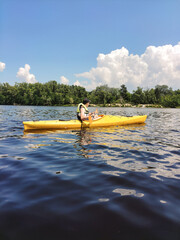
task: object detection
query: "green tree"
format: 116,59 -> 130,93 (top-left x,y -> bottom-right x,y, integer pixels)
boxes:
131,87 -> 145,104
120,84 -> 129,102
144,89 -> 156,104
161,94 -> 180,108
155,85 -> 173,103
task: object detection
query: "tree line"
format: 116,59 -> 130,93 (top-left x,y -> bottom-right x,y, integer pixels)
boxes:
0,81 -> 180,108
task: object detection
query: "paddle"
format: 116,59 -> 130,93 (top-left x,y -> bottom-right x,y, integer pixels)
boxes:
89,114 -> 92,124
89,108 -> 98,123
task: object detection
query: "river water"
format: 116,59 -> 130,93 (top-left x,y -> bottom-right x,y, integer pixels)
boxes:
0,106 -> 180,240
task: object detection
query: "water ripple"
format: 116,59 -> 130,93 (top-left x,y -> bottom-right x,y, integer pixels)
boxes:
0,106 -> 180,240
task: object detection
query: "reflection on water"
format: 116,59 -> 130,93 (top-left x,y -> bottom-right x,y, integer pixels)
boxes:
74,130 -> 92,158
75,129 -> 92,146
113,188 -> 144,197
0,106 -> 180,240
23,122 -> 180,182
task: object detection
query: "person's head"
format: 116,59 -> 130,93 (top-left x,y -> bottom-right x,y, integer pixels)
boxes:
83,98 -> 90,106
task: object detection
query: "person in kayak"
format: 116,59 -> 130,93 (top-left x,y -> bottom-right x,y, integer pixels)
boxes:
77,98 -> 91,121
77,98 -> 98,121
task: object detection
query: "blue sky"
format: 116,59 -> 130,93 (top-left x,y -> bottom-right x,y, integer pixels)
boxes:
0,0 -> 180,90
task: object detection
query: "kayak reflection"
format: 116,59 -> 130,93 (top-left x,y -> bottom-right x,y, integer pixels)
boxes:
23,124 -> 147,160
74,129 -> 92,158
76,129 -> 92,146
23,123 -> 146,135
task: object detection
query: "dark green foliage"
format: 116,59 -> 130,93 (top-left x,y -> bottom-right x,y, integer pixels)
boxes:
0,81 -> 179,107
120,84 -> 130,102
89,85 -> 120,105
131,87 -> 145,104
143,89 -> 156,104
154,85 -> 173,102
161,94 -> 180,108
0,81 -> 87,106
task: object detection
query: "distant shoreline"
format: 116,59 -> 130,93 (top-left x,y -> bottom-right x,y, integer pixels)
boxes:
89,103 -> 164,108
0,104 -> 179,108
1,82 -> 179,108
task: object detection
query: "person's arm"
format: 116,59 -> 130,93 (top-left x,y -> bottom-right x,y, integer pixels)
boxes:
80,107 -> 89,121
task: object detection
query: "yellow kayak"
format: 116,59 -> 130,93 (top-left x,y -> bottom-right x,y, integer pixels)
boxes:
23,115 -> 147,131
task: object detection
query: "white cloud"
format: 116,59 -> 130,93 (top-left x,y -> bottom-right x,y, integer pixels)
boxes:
16,64 -> 37,83
76,43 -> 180,90
60,76 -> 69,85
0,62 -> 5,72
73,80 -> 81,86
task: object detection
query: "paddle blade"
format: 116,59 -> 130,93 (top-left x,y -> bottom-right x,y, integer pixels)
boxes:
95,108 -> 98,114
89,115 -> 92,124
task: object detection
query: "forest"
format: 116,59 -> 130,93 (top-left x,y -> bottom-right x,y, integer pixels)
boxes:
0,81 -> 180,108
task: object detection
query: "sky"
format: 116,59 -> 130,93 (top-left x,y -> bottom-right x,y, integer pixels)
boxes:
0,0 -> 180,91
